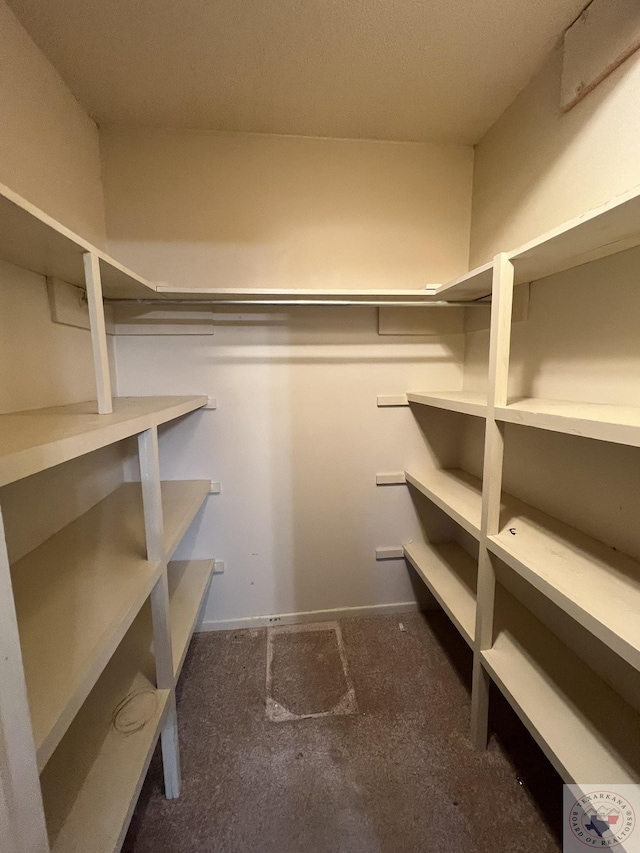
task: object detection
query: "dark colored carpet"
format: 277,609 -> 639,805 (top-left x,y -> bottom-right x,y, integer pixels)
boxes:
123,612 -> 562,852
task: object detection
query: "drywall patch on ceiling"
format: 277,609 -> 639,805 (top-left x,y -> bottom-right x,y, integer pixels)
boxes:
562,0 -> 640,111
9,0 -> 587,144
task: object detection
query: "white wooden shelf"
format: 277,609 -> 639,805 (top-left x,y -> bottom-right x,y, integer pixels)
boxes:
0,181 -> 160,299
407,391 -> 487,418
13,484 -> 160,772
162,480 -> 210,562
488,490 -> 640,672
483,589 -> 640,783
38,561 -> 214,851
437,183 -> 640,300
168,559 -> 215,678
13,479 -> 208,772
495,396 -> 640,448
405,468 -> 483,538
40,612 -> 170,853
0,395 -> 207,488
404,540 -> 477,646
154,286 -> 445,304
432,263 -> 494,302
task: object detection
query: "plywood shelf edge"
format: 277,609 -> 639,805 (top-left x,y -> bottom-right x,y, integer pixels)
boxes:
488,491 -> 640,672
168,560 -> 215,678
406,390 -> 487,417
0,395 -> 207,488
495,397 -> 640,447
405,468 -> 483,539
404,540 -> 477,646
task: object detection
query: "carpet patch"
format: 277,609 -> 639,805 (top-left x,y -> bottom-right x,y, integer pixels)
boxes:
265,622 -> 357,722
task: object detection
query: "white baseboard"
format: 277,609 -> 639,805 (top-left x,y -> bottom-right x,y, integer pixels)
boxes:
197,600 -> 422,633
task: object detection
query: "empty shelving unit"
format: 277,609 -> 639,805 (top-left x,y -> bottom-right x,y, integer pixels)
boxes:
0,184 -> 220,852
395,187 -> 640,789
2,3 -> 640,849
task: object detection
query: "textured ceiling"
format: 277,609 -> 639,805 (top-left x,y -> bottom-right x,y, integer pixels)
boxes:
9,0 -> 587,144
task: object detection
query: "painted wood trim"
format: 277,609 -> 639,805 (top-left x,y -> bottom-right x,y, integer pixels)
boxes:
137,429 -> 181,799
83,253 -> 113,415
470,547 -> 495,749
0,508 -> 49,853
137,429 -> 164,563
472,255 -> 513,749
481,254 -> 514,535
198,600 -> 422,632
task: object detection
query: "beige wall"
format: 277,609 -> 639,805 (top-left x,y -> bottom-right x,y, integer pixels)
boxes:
100,128 -> 473,289
101,128 -> 475,625
0,0 -> 106,247
0,2 -> 121,565
470,45 -> 640,265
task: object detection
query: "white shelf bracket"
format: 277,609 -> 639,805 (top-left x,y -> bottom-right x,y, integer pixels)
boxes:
375,473 -> 407,485
83,252 -> 113,414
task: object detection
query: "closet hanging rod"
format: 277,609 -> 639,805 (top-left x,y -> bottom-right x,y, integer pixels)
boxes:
106,298 -> 490,307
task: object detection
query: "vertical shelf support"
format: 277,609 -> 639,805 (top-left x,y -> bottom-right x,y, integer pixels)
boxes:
0,508 -> 50,853
137,427 -> 181,799
83,252 -> 113,415
471,253 -> 515,749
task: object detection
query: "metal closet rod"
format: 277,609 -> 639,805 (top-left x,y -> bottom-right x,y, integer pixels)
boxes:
108,298 -> 490,307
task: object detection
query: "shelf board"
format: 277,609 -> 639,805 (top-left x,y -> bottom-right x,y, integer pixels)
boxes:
437,184 -> 640,300
483,589 -> 640,783
434,262 -> 494,301
0,395 -> 207,488
404,540 -> 477,646
13,479 -> 208,772
407,391 -> 487,418
155,286 -> 442,303
168,560 -> 215,678
162,480 -> 210,562
495,396 -> 640,447
405,468 -> 482,539
488,490 -> 640,672
510,184 -> 640,287
0,181 -> 159,299
40,611 -> 169,853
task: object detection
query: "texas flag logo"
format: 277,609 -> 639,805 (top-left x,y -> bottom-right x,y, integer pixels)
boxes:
585,806 -> 621,839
